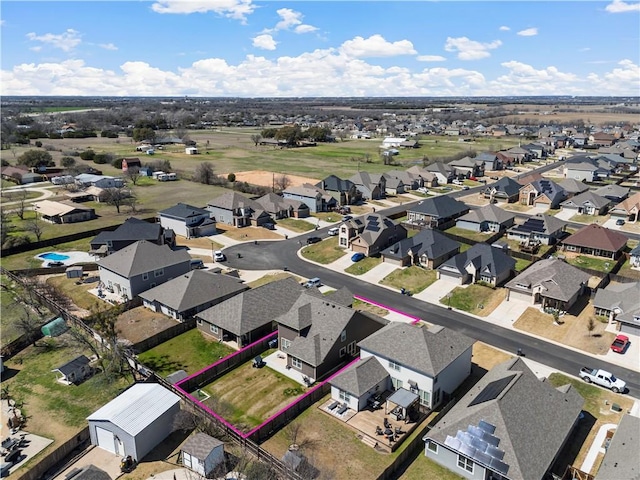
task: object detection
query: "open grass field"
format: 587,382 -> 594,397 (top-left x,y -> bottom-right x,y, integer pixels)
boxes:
276,217 -> 316,233
379,266 -> 438,293
442,284 -> 506,316
562,254 -> 616,273
200,359 -> 306,432
136,328 -> 234,375
46,274 -> 104,312
1,274 -> 53,345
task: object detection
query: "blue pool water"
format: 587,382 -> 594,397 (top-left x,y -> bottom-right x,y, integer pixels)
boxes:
38,252 -> 70,261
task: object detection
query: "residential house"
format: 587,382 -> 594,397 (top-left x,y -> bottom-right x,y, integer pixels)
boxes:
158,203 -> 216,238
406,166 -> 439,188
521,143 -> 547,159
609,191 -> 640,223
276,293 -> 388,382
591,132 -> 617,147
507,215 -> 566,245
456,204 -> 516,233
385,170 -> 422,191
345,214 -> 408,256
380,229 -> 460,268
139,270 -> 248,321
519,179 -> 566,209
87,383 -> 180,461
595,414 -> 640,480
196,277 -> 305,348
75,174 -> 124,189
316,175 -> 361,205
33,200 -> 95,224
563,156 -> 608,182
407,197 -> 469,230
475,152 -> 502,171
630,244 -> 640,268
425,162 -> 456,184
255,192 -> 310,219
437,243 -> 516,286
181,433 -> 225,478
283,183 -> 337,213
121,158 -> 142,172
572,133 -> 589,147
593,282 -> 640,335
90,217 -> 171,256
503,146 -> 533,163
505,258 -> 590,310
338,216 -> 365,248
1,165 -> 30,184
595,184 -> 630,203
483,177 -> 521,203
349,172 -> 386,200
449,157 -> 485,178
97,240 -> 192,299
559,191 -> 611,216
382,137 -> 405,148
561,224 -> 628,260
383,174 -> 405,195
423,357 -> 583,480
341,323 -> 474,410
207,192 -> 272,228
52,355 -> 93,385
558,178 -> 590,198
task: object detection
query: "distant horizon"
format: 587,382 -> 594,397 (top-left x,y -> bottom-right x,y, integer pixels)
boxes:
1,1 -> 639,97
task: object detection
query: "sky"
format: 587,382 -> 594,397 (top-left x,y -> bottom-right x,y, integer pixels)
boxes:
1,0 -> 639,97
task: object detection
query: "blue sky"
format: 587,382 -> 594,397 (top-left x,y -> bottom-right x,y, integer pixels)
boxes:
1,1 -> 639,96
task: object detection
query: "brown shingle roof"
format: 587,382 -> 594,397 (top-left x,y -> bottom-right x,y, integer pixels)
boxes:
563,224 -> 628,252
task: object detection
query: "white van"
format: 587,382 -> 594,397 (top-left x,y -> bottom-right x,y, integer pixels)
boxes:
303,277 -> 321,288
327,227 -> 339,236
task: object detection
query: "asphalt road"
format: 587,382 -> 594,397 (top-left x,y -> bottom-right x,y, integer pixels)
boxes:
223,237 -> 640,398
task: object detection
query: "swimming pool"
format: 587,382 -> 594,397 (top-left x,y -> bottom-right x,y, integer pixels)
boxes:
38,252 -> 71,261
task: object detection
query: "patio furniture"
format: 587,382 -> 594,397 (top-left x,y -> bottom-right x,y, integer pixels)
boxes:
337,403 -> 348,415
384,418 -> 391,429
384,428 -> 393,436
376,426 -> 383,436
328,401 -> 340,411
395,427 -> 403,435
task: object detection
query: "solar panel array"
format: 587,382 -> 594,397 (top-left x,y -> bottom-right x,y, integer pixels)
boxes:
512,218 -> 544,234
366,215 -> 381,232
468,374 -> 515,407
443,420 -> 509,475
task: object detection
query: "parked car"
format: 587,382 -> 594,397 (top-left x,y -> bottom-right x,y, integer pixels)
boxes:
610,334 -> 630,354
342,215 -> 353,222
442,186 -> 453,191
462,186 -> 470,190
469,176 -> 477,181
213,251 -> 226,262
416,187 -> 429,194
190,259 -> 205,270
615,219 -> 626,226
351,252 -> 365,262
47,261 -> 64,267
579,367 -> 626,393
303,277 -> 321,288
452,179 -> 462,185
338,206 -> 351,215
327,227 -> 339,236
262,222 -> 275,230
490,176 -> 499,180
306,236 -> 322,245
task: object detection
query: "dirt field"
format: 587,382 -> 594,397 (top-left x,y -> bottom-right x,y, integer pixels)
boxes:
116,306 -> 178,344
221,170 -> 320,188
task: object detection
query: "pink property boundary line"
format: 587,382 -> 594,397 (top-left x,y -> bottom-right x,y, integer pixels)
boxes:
354,294 -> 422,325
173,331 -> 361,439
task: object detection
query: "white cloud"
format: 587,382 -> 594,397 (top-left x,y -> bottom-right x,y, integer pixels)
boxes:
444,37 -> 501,60
294,24 -> 318,34
252,34 -> 277,51
340,34 -> 416,58
417,55 -> 446,62
499,26 -> 510,31
492,61 -> 581,94
0,20 -> 5,27
579,47 -> 591,52
517,27 -> 538,37
99,43 -> 118,51
265,8 -> 317,34
151,0 -> 256,23
605,0 -> 640,13
26,29 -> 81,52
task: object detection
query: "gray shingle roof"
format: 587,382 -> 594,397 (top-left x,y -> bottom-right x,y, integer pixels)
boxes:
457,204 -> 516,225
181,432 -> 223,459
438,243 -> 515,278
381,228 -> 459,260
97,240 -> 191,277
91,217 -> 162,246
506,258 -> 591,302
207,191 -> 260,211
158,203 -> 210,219
484,177 -> 522,197
409,196 -> 469,219
425,358 -> 583,480
329,356 -> 389,396
358,323 -> 474,377
73,465 -> 111,480
138,270 -> 247,313
283,183 -> 323,198
560,190 -> 611,209
528,179 -> 566,205
55,355 -> 90,376
196,277 -> 304,336
593,281 -> 640,324
595,414 -> 640,480
558,178 -> 590,195
595,184 -> 630,199
354,214 -> 403,246
317,175 -> 355,192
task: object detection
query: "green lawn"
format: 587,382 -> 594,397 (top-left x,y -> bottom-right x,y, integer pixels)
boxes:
1,190 -> 42,201
246,272 -> 300,288
379,266 -> 437,293
137,328 -> 234,375
311,212 -> 341,223
276,218 -> 315,233
564,255 -> 616,273
441,284 -> 504,315
1,238 -> 92,271
1,274 -> 53,344
398,454 -> 464,480
445,226 -> 494,243
514,258 -> 533,272
344,256 -> 382,275
570,214 -> 603,225
352,298 -> 389,317
46,275 -> 104,311
301,236 -> 345,264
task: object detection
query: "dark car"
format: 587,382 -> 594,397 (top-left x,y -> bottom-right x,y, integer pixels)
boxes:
47,261 -> 65,267
615,219 -> 626,226
306,236 -> 322,245
262,222 -> 276,230
342,215 -> 353,222
351,252 -> 365,262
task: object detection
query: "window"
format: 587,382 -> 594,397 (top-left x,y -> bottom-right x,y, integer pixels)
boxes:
457,455 -> 474,473
282,338 -> 292,350
341,330 -> 347,342
291,357 -> 302,369
427,441 -> 438,453
347,341 -> 356,356
197,319 -> 202,326
389,360 -> 401,371
420,390 -> 430,406
339,390 -> 350,402
339,347 -> 346,358
154,269 -> 164,277
210,325 -> 219,334
391,377 -> 403,390
142,272 -> 149,281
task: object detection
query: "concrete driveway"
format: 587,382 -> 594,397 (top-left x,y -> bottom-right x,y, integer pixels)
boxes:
554,209 -> 576,221
326,252 -> 356,272
601,329 -> 640,372
526,205 -> 550,215
486,297 -> 531,328
358,261 -> 399,284
602,217 -> 624,231
413,278 -> 459,304
54,446 -> 122,480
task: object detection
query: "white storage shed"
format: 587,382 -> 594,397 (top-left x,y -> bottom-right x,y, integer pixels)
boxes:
87,383 -> 180,461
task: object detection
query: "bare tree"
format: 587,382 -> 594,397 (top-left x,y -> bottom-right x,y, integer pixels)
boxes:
125,166 -> 141,185
126,192 -> 139,213
14,305 -> 42,347
15,189 -> 28,220
422,154 -> 430,167
193,162 -> 216,185
103,187 -> 129,214
1,211 -> 10,246
26,216 -> 44,241
251,134 -> 262,146
274,174 -> 291,193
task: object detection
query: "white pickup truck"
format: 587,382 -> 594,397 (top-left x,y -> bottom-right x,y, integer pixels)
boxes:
579,368 -> 626,393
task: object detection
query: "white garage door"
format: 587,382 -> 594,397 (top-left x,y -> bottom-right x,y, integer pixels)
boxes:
620,323 -> 640,336
508,290 -> 533,303
95,426 -> 116,454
